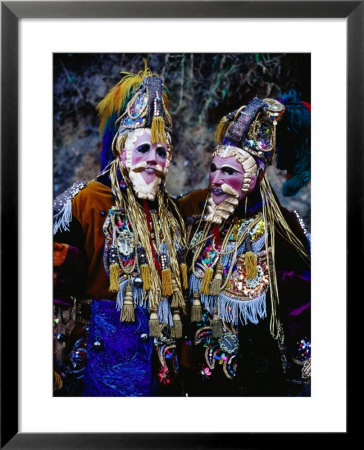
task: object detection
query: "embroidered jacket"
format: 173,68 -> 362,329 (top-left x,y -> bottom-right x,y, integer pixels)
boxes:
177,187 -> 311,396
53,180 -> 184,397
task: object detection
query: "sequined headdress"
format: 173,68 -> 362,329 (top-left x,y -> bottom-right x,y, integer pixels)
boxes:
97,59 -> 172,171
214,97 -> 285,185
96,59 -> 174,202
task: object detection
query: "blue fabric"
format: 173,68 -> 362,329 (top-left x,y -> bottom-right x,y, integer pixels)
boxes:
82,300 -> 154,397
100,114 -> 118,171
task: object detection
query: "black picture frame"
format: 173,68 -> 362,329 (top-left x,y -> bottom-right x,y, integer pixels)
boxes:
1,1 -> 359,448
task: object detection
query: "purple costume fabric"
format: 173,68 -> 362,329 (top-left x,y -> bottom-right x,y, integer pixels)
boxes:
82,300 -> 155,397
277,269 -> 311,349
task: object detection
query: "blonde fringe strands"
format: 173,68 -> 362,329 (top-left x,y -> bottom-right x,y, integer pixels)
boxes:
109,263 -> 120,293
200,267 -> 214,295
151,115 -> 167,145
139,263 -> 151,291
157,190 -> 187,314
260,175 -> 309,339
180,262 -> 188,290
107,173 -> 187,319
161,268 -> 173,297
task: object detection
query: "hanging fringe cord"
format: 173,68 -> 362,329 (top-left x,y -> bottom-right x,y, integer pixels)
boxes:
191,291 -> 202,322
120,283 -> 135,322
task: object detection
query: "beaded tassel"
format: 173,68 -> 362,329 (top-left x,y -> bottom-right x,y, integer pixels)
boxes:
180,263 -> 188,290
151,115 -> 166,144
109,264 -> 120,292
108,244 -> 120,293
151,98 -> 167,144
209,262 -> 224,295
138,246 -> 151,291
211,309 -> 223,338
191,291 -> 202,322
120,283 -> 135,322
160,253 -> 173,297
245,232 -> 257,280
149,311 -> 160,338
161,269 -> 173,296
140,264 -> 151,291
171,310 -> 183,339
177,248 -> 188,290
171,276 -> 184,309
200,267 -> 213,295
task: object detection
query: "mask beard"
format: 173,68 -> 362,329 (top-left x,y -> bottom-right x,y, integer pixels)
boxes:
128,165 -> 163,201
205,184 -> 240,224
118,129 -> 170,201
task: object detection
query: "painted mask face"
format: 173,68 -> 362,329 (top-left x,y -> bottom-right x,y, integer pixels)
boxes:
209,155 -> 246,205
121,129 -> 168,182
120,129 -> 171,201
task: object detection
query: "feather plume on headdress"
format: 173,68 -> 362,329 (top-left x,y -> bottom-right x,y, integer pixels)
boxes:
97,60 -> 151,133
214,97 -> 285,179
96,59 -> 171,171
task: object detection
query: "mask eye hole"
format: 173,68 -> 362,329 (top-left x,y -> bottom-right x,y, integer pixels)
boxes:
136,144 -> 150,153
156,147 -> 167,159
222,167 -> 236,175
210,163 -> 217,172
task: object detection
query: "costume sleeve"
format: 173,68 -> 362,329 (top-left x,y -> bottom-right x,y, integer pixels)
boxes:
53,183 -> 89,393
53,182 -> 89,304
176,188 -> 209,219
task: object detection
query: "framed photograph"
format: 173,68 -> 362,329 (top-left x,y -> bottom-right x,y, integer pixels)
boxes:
1,1 -> 359,448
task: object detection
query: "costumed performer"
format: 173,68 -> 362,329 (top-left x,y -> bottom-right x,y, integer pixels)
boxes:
53,61 -> 188,397
178,95 -> 311,396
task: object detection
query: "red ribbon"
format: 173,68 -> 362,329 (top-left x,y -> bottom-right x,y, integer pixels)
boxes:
212,224 -> 221,249
301,100 -> 311,112
143,200 -> 162,277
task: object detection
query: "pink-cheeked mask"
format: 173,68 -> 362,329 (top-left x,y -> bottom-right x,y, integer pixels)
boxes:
209,154 -> 257,205
119,129 -> 171,201
120,129 -> 169,184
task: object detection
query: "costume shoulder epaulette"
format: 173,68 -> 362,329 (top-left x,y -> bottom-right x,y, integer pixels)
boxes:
53,180 -> 88,235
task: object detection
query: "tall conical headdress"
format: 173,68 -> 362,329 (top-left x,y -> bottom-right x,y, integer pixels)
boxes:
215,97 -> 285,172
211,97 -> 285,196
97,59 -> 172,170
